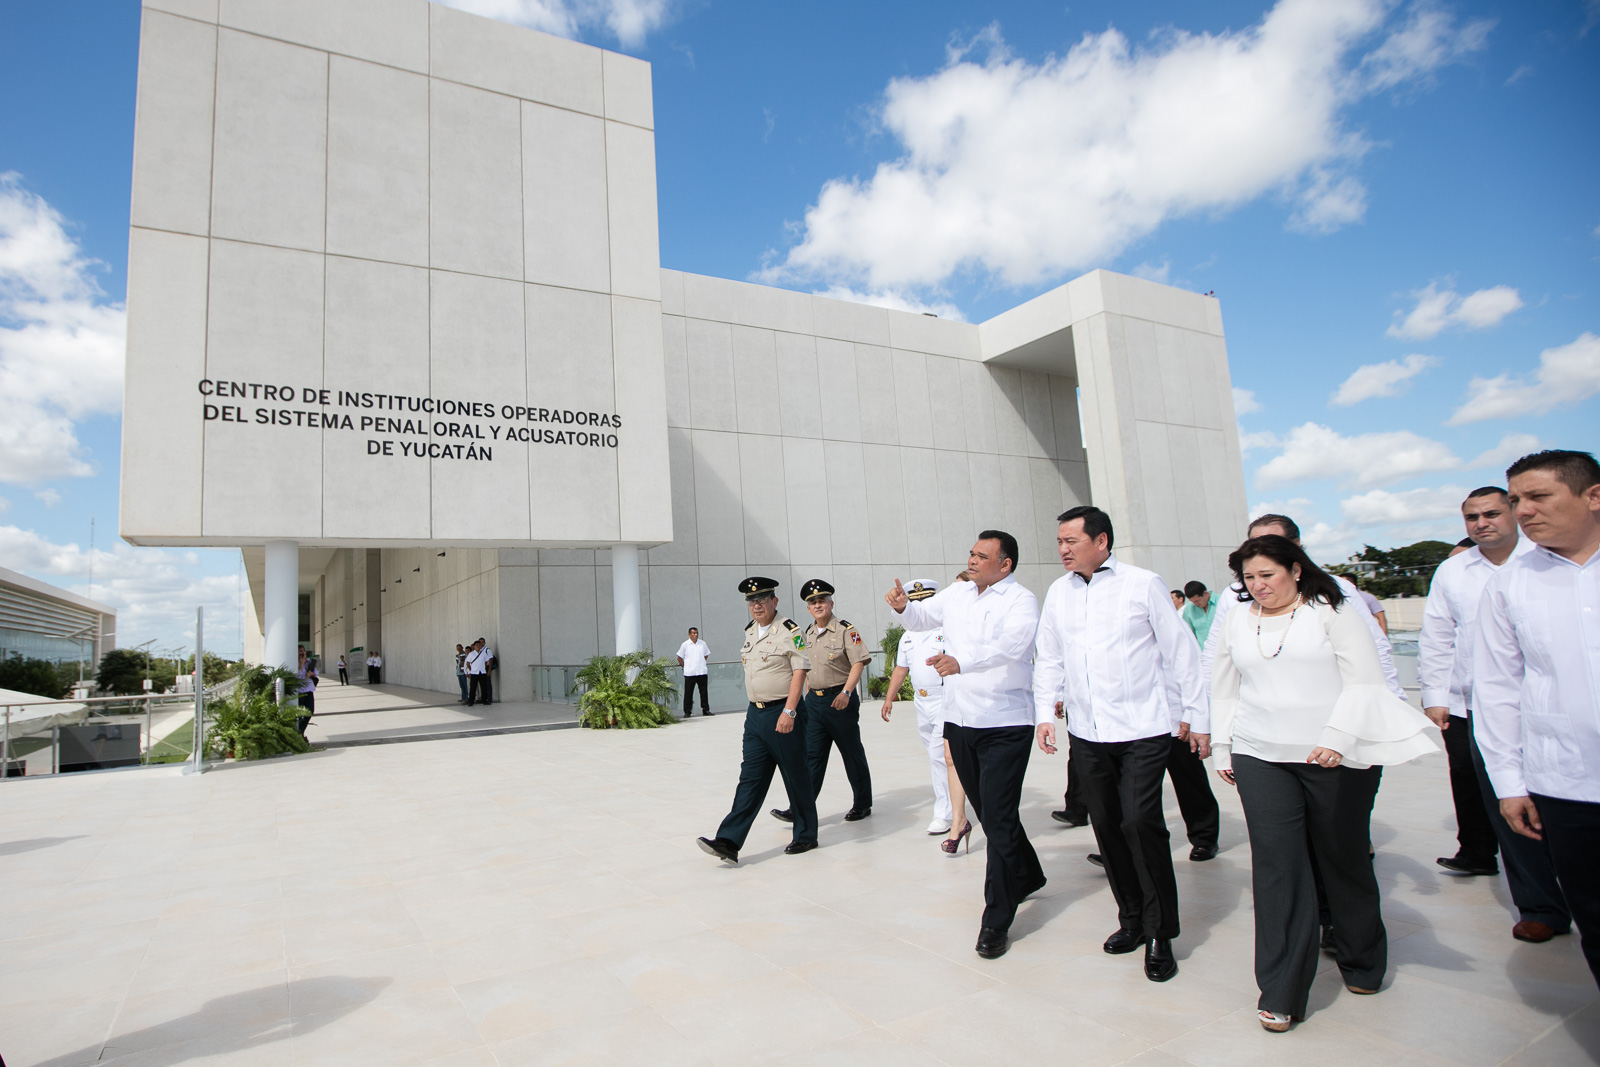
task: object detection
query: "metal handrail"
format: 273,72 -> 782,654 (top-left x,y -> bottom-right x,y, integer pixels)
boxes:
2,682 -> 232,781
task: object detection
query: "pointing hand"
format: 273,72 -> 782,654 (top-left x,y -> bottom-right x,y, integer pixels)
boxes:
886,578 -> 908,612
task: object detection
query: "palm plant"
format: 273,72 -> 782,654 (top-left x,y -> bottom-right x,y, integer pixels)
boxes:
573,649 -> 679,729
206,664 -> 313,760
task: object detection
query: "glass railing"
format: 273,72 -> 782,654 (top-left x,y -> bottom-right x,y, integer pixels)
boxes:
1,689 -> 220,779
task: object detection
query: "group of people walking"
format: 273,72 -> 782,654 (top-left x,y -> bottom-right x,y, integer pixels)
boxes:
696,447 -> 1600,1033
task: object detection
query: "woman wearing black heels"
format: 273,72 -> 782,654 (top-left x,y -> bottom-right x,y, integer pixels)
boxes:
1211,536 -> 1438,1032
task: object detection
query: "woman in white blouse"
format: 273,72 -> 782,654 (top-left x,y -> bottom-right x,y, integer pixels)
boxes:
1211,535 -> 1438,1033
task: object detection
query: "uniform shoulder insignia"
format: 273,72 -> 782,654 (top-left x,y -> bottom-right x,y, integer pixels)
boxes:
839,619 -> 851,629
782,618 -> 804,650
782,619 -> 799,630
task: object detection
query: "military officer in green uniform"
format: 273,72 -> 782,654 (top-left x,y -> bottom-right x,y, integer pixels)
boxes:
773,578 -> 874,823
697,577 -> 818,864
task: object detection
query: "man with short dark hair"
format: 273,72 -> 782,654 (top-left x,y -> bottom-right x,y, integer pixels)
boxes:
1420,486 -> 1568,943
887,531 -> 1043,960
1035,506 -> 1206,982
1180,581 -> 1216,646
676,626 -> 711,716
1475,450 -> 1600,985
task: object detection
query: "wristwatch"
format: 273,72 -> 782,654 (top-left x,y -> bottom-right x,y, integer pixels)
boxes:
781,707 -> 797,717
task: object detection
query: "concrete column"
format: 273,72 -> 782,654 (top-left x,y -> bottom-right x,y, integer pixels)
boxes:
612,544 -> 641,655
263,539 -> 299,670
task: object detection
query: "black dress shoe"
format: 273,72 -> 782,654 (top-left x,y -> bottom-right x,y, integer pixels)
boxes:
1086,853 -> 1105,868
1437,855 -> 1499,876
1103,929 -> 1144,954
975,926 -> 1010,959
770,808 -> 794,822
703,710 -> 714,716
1050,810 -> 1089,827
1320,924 -> 1336,954
844,807 -> 871,821
696,836 -> 738,864
783,840 -> 818,855
1189,845 -> 1219,861
1145,938 -> 1178,982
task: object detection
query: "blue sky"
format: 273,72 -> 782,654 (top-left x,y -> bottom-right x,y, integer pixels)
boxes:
1,0 -> 1596,654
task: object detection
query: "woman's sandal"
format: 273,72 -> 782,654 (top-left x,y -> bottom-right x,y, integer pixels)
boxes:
1345,985 -> 1379,995
1258,1010 -> 1294,1032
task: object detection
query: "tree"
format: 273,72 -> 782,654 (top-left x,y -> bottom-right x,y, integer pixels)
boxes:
181,651 -> 243,684
1328,540 -> 1455,598
96,648 -> 152,695
0,654 -> 69,700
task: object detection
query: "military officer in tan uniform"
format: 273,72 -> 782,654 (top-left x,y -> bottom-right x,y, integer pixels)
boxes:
772,578 -> 874,823
697,577 -> 818,864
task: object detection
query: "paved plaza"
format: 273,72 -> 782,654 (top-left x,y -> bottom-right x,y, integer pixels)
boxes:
1,708 -> 1595,1066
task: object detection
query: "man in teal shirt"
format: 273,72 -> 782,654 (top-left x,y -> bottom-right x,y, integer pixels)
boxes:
1180,582 -> 1216,646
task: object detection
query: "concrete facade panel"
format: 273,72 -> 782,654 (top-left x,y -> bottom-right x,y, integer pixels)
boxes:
218,0 -> 429,72
130,10 -> 216,237
430,80 -> 523,280
523,103 -> 610,293
326,56 -> 430,267
428,3 -> 603,115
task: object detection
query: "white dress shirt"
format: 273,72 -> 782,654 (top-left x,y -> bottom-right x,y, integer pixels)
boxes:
1472,544 -> 1600,803
898,627 -> 948,703
466,648 -> 492,675
1419,538 -> 1534,717
1210,598 -> 1439,772
1202,575 -> 1403,699
676,639 -> 710,676
895,574 -> 1039,729
1033,555 -> 1207,740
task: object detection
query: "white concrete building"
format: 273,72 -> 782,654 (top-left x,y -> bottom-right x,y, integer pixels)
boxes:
122,0 -> 1248,701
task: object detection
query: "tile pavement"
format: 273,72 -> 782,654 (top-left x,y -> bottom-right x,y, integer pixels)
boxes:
0,707 -> 1595,1065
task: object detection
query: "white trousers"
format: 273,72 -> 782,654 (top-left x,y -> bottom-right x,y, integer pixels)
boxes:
915,695 -> 952,823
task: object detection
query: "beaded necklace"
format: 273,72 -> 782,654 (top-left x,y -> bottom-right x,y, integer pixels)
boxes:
1254,595 -> 1303,659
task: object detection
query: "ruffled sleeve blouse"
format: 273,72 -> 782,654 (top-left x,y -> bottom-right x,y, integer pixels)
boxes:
1211,597 -> 1440,772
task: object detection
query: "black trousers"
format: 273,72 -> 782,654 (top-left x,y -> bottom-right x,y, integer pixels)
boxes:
803,686 -> 872,810
716,704 -> 818,848
1072,732 -> 1180,939
1467,713 -> 1570,929
944,722 -> 1044,931
1530,792 -> 1600,987
295,692 -> 314,735
367,666 -> 379,684
1060,744 -> 1090,822
1233,755 -> 1385,1017
683,674 -> 708,714
338,667 -> 348,685
1166,736 -> 1221,850
1443,714 -> 1498,866
467,673 -> 492,705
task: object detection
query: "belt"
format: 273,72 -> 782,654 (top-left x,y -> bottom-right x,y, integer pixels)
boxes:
810,684 -> 846,696
752,700 -> 785,709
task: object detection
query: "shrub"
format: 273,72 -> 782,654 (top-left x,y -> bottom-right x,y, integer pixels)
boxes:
0,654 -> 69,700
206,665 -> 312,760
574,650 -> 679,729
867,674 -> 915,701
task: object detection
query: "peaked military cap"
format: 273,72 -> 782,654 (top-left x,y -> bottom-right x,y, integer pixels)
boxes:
905,578 -> 940,601
800,578 -> 835,602
738,575 -> 780,601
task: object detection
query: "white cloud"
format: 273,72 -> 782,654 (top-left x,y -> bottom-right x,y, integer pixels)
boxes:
1466,432 -> 1540,472
1387,281 -> 1523,339
1237,427 -> 1279,453
1232,388 -> 1263,415
811,286 -> 967,321
436,0 -> 675,47
766,0 -> 1490,292
1359,2 -> 1493,91
0,525 -> 245,655
34,488 -> 60,507
1254,422 -> 1461,489
1330,353 -> 1439,405
0,174 -> 126,486
1447,332 -> 1600,424
1129,259 -> 1172,284
1340,484 -> 1468,524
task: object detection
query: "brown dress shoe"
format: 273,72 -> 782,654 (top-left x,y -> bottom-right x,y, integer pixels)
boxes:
1512,920 -> 1559,943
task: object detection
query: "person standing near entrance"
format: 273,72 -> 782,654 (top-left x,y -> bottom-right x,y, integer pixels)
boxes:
465,638 -> 494,706
772,580 -> 872,825
888,531 -> 1043,960
677,627 -> 712,717
454,643 -> 470,703
1034,506 -> 1205,983
1474,449 -> 1600,987
366,650 -> 382,684
697,577 -> 816,864
336,654 -> 348,685
294,645 -> 318,735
